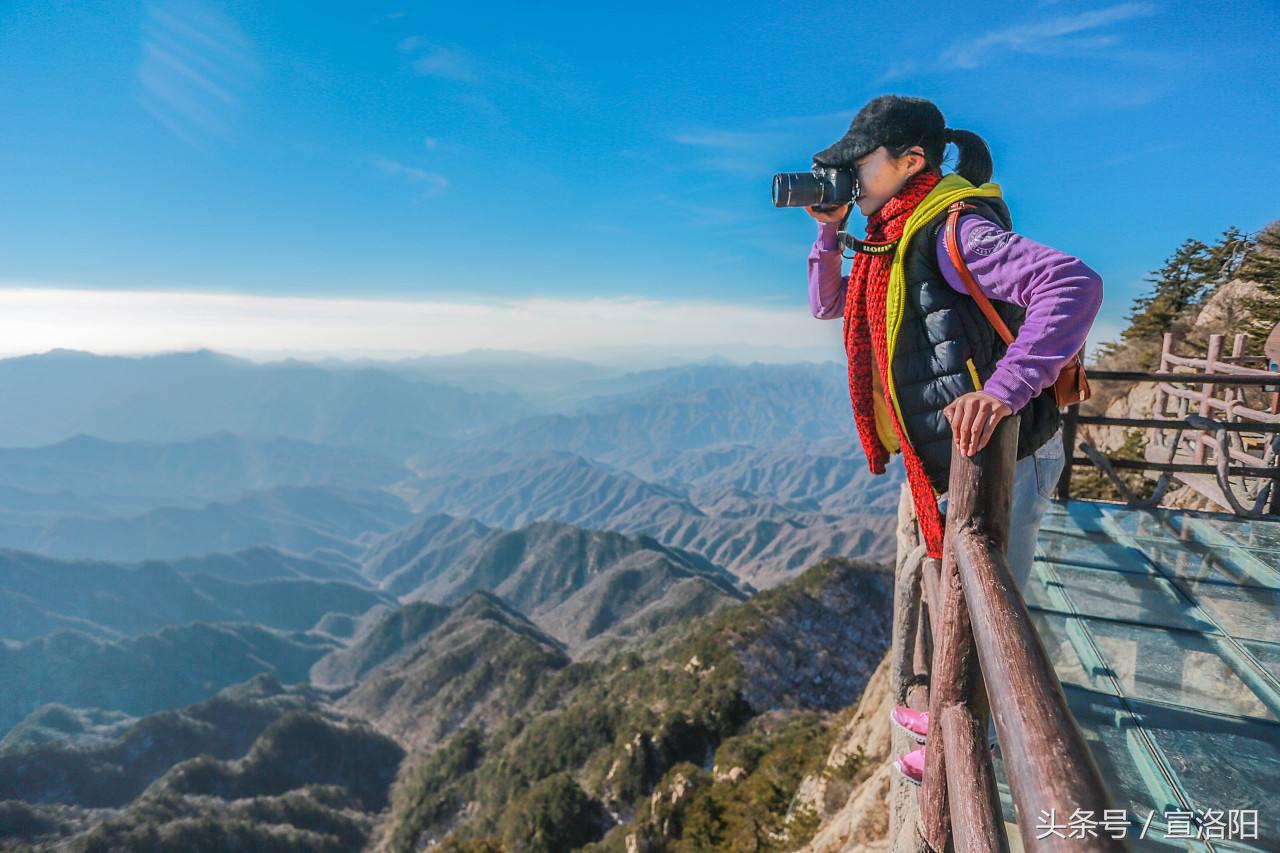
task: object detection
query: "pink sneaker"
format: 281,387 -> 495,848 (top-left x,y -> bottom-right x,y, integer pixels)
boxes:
890,706 -> 929,743
896,746 -> 926,786
893,744 -> 998,788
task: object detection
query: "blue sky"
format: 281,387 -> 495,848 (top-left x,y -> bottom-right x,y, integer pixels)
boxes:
1,0 -> 1278,359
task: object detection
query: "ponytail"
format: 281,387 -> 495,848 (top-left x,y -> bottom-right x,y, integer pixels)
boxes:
944,128 -> 993,186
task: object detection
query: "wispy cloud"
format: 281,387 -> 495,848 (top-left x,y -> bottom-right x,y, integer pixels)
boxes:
136,0 -> 259,145
396,37 -> 593,115
666,107 -> 864,176
0,287 -> 839,365
410,45 -> 479,82
667,126 -> 794,176
880,2 -> 1159,80
396,35 -> 424,53
371,156 -> 448,195
943,3 -> 1156,67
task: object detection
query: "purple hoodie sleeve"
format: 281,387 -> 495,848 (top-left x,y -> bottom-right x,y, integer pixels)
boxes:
936,215 -> 1103,413
808,221 -> 846,319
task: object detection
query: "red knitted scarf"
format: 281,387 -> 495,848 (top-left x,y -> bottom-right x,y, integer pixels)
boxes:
843,168 -> 945,557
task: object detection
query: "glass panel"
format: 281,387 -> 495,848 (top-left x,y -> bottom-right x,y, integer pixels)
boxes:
1242,641 -> 1280,685
1096,503 -> 1179,540
1028,610 -> 1115,693
1231,547 -> 1280,575
1218,519 -> 1280,553
1045,565 -> 1216,633
1134,540 -> 1280,590
996,686 -> 1180,832
1024,564 -> 1061,610
1043,500 -> 1108,534
1180,582 -> 1280,645
1085,619 -> 1277,722
1135,700 -> 1280,847
1037,530 -> 1157,575
1026,503 -> 1280,850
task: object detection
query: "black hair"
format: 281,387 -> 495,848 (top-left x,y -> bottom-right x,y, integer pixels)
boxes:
887,127 -> 993,186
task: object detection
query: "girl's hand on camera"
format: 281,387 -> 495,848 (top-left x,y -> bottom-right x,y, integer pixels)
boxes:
805,203 -> 850,224
943,391 -> 1013,457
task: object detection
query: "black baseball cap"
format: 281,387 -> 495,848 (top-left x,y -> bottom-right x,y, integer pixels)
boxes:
812,95 -> 946,167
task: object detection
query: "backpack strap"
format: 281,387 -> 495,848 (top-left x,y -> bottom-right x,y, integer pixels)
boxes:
944,201 -> 1014,346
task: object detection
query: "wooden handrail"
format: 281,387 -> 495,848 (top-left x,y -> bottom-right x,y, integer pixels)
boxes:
1059,333 -> 1280,510
1089,369 -> 1280,385
1075,414 -> 1280,433
1068,456 -> 1280,477
922,416 -> 1126,852
1158,385 -> 1280,421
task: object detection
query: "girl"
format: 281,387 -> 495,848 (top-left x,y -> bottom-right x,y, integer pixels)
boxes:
803,94 -> 1103,785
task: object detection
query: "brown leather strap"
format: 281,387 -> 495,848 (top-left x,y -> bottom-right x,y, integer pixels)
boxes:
944,202 -> 1014,346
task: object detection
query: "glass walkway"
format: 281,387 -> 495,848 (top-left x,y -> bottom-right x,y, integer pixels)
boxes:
992,500 -> 1280,852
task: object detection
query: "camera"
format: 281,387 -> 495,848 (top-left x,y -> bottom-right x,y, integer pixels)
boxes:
772,164 -> 859,210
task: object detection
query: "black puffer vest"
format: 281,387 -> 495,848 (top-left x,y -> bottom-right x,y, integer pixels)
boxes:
890,193 -> 1061,492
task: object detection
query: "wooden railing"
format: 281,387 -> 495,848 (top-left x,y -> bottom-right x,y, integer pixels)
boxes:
887,332 -> 1280,850
1057,332 -> 1280,516
906,415 -> 1124,852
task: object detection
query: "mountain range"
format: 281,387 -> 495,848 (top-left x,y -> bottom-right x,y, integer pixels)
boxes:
0,349 -> 902,851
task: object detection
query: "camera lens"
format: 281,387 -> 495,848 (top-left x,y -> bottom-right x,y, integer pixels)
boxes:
772,171 -> 823,208
771,167 -> 855,208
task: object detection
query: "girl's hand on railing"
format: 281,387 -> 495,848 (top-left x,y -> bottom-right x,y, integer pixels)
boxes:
944,391 -> 1013,457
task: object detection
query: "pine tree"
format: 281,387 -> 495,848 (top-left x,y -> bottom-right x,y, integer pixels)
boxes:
1242,221 -> 1280,285
1118,237 -> 1212,347
1239,221 -> 1280,343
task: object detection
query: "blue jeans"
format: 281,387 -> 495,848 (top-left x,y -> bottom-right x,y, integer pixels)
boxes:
937,426 -> 1064,596
1007,426 -> 1065,595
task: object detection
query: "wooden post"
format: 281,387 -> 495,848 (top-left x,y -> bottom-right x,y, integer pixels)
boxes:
1056,404 -> 1078,502
1153,332 -> 1173,418
1194,334 -> 1223,464
1226,335 -> 1246,417
889,485 -> 934,853
950,417 -> 1126,852
1231,333 -> 1247,362
919,424 -> 1017,853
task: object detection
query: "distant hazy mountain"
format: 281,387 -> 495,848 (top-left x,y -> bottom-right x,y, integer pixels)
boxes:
551,360 -> 842,410
169,545 -> 364,584
310,600 -> 450,690
396,451 -> 895,588
0,349 -> 534,450
457,363 -> 855,458
333,591 -> 571,748
0,432 -> 409,514
402,450 -> 708,532
0,549 -> 377,643
0,623 -> 337,735
433,521 -> 741,641
380,349 -> 617,398
358,517 -> 746,650
362,512 -> 498,596
12,484 -> 412,561
616,435 -> 907,515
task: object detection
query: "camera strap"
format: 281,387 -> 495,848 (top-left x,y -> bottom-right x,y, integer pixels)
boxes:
837,231 -> 899,257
